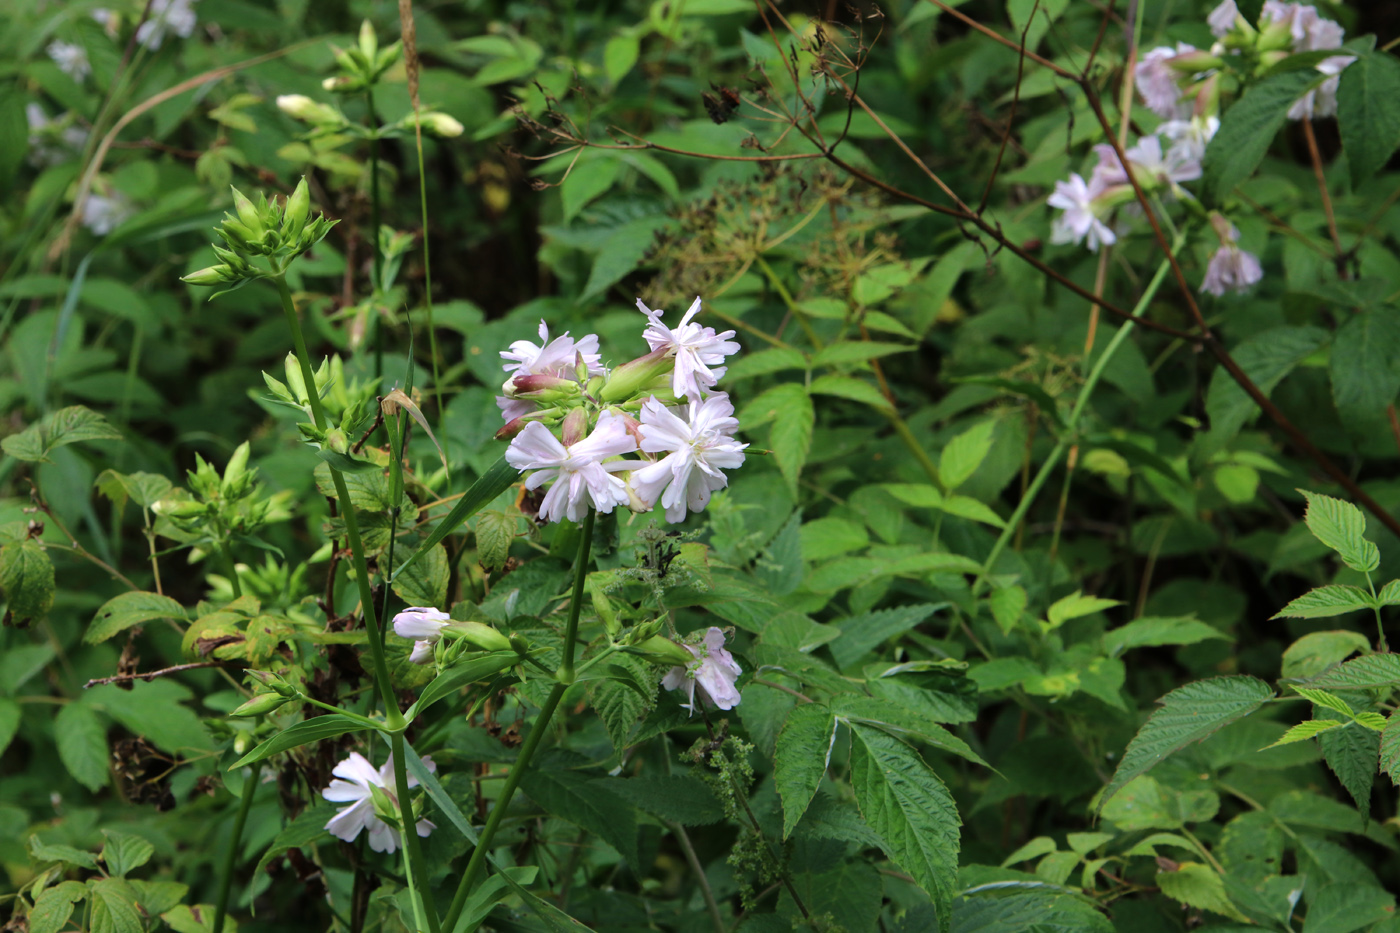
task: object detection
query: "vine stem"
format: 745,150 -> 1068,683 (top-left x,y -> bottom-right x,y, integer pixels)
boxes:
442,510 -> 596,932
211,759 -> 262,933
976,231 -> 1184,588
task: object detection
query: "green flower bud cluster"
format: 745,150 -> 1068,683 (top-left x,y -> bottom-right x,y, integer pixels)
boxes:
262,354 -> 378,442
152,441 -> 291,546
182,179 -> 337,298
321,21 -> 403,95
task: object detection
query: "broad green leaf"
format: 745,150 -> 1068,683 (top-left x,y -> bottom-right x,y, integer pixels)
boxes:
393,455 -> 518,581
1380,712 -> 1400,786
86,591 -> 187,644
0,540 -> 55,626
881,483 -> 943,507
28,881 -> 88,933
519,765 -> 640,866
560,154 -> 620,222
94,470 -> 173,512
1299,490 -> 1380,573
1046,590 -> 1121,628
1282,630 -> 1371,680
798,516 -> 868,562
950,890 -> 1113,933
939,495 -> 1006,528
835,695 -> 989,767
1006,0 -> 1070,52
775,702 -> 838,839
603,33 -> 640,83
938,420 -> 995,491
1319,717 -> 1378,819
849,723 -> 960,932
724,347 -> 808,381
1202,68 -> 1328,201
31,837 -> 101,869
1103,616 -> 1231,656
404,650 -> 521,721
767,384 -> 814,496
1265,719 -> 1344,747
56,702 -> 109,792
599,774 -> 725,826
1309,654 -> 1400,691
1379,579 -> 1400,606
1156,862 -> 1251,923
1293,687 -> 1354,717
808,373 -> 893,412
89,877 -> 144,933
581,216 -> 668,300
1099,676 -> 1273,812
811,340 -> 913,367
0,697 -> 18,757
1337,51 -> 1400,185
829,603 -> 942,669
474,510 -> 516,571
1302,883 -> 1395,933
100,831 -> 154,878
254,803 -> 337,875
390,542 -> 448,610
160,904 -> 232,933
83,679 -> 212,757
1,405 -> 122,462
1271,584 -> 1374,620
1203,326 -> 1329,447
588,653 -> 655,752
231,714 -> 369,769
1330,307 -> 1400,431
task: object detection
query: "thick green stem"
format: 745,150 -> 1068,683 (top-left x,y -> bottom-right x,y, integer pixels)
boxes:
367,92 -> 384,379
275,275 -> 402,731
442,511 -> 596,932
390,731 -> 441,933
218,537 -> 243,599
211,759 -> 262,933
976,235 -> 1183,588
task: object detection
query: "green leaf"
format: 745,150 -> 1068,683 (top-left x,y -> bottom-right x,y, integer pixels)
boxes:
938,420 -> 995,491
0,697 -> 18,757
1331,307 -> 1400,431
254,802 -> 337,875
0,541 -> 55,626
56,702 -> 109,792
1302,883 -> 1395,933
775,702 -> 838,839
798,516 -> 868,562
1103,616 -> 1231,656
599,774 -> 725,826
393,455 -> 517,581
1299,490 -> 1380,573
1203,68 -> 1328,201
950,890 -> 1113,933
1380,712 -> 1400,786
560,154 -> 621,222
766,384 -> 814,497
1282,630 -> 1371,680
725,347 -> 808,381
160,904 -> 231,933
89,877 -> 144,933
835,695 -> 989,768
1204,326 -> 1329,447
404,650 -> 521,721
588,653 -> 655,752
603,32 -> 640,83
1379,579 -> 1400,606
581,216 -> 668,300
1046,590 -> 1121,627
1272,584 -> 1374,619
519,765 -> 640,866
1338,51 -> 1400,185
1265,719 -> 1345,747
807,373 -> 893,412
231,714 -> 370,769
988,584 -> 1027,635
86,591 -> 187,644
100,831 -> 155,878
475,510 -> 516,571
1156,862 -> 1251,923
1319,718 -> 1378,819
1293,686 -> 1354,717
939,495 -> 1006,528
848,723 -> 960,933
829,603 -> 943,669
28,881 -> 88,933
810,340 -> 913,367
391,542 -> 448,609
403,739 -> 478,845
1,405 -> 122,462
1309,653 -> 1400,691
94,470 -> 174,512
1099,676 -> 1273,813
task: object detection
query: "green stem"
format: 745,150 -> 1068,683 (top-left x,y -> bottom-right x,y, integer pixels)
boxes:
410,108 -> 443,409
211,759 -> 262,933
442,511 -> 596,932
218,537 -> 243,599
390,731 -> 441,933
380,409 -> 405,651
275,275 -> 402,731
1365,572 -> 1387,652
367,92 -> 384,380
755,254 -> 822,349
976,233 -> 1184,587
888,414 -> 945,494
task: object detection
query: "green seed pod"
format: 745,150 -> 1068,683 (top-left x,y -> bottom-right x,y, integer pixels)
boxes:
182,266 -> 230,286
229,692 -> 290,718
450,620 -> 514,653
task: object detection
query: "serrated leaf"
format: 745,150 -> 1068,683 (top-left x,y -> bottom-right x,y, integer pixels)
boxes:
1,405 -> 122,462
1282,630 -> 1371,680
1265,719 -> 1345,747
0,541 -> 55,626
1338,51 -> 1400,185
938,495 -> 1006,528
1203,69 -> 1328,201
28,881 -> 88,933
519,766 -> 640,866
1294,686 -> 1355,717
1046,590 -> 1121,627
950,890 -> 1113,933
1380,713 -> 1400,785
1379,580 -> 1400,606
475,510 -> 516,571
938,420 -> 995,491
808,373 -> 893,412
1299,490 -> 1380,573
767,384 -> 814,496
1330,308 -> 1400,432
1156,862 -> 1251,923
1309,654 -> 1400,691
87,591 -> 187,644
988,584 -> 1027,635
30,838 -> 100,869
589,653 -> 655,752
89,878 -> 144,933
1204,326 -> 1329,447
391,542 -> 448,609
1099,676 -> 1273,813
1103,616 -> 1230,656
1319,719 -> 1378,820
828,603 -> 942,669
599,774 -> 724,825
775,702 -> 838,839
1302,883 -> 1395,933
56,702 -> 109,792
100,831 -> 154,878
230,714 -> 369,769
881,483 -> 943,507
811,340 -> 913,367
1271,584 -> 1374,619
835,695 -> 989,768
848,723 -> 960,933
94,470 -> 173,512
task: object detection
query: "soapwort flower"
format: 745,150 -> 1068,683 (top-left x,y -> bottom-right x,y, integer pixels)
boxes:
505,412 -> 639,524
631,395 -> 747,523
637,297 -> 740,401
661,627 -> 743,713
1201,219 -> 1263,296
1048,173 -> 1117,252
392,607 -> 451,664
322,752 -> 436,854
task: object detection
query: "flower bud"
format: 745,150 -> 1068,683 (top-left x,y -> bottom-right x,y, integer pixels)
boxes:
358,20 -> 379,62
599,346 -> 672,403
1167,49 -> 1224,74
230,186 -> 262,234
510,373 -> 582,402
276,94 -> 345,127
283,177 -> 311,242
222,441 -> 250,494
448,620 -> 514,653
322,75 -> 360,93
509,632 -> 530,655
561,407 -> 589,447
418,112 -> 464,138
230,692 -> 290,718
182,265 -> 230,286
629,635 -> 695,667
284,352 -> 308,403
1256,20 -> 1293,53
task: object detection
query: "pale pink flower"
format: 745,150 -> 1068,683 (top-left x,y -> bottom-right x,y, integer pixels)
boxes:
496,395 -> 534,423
1048,173 -> 1116,252
662,627 -> 743,713
631,394 -> 747,523
500,320 -> 604,380
638,297 -> 740,401
1159,115 -> 1220,167
1201,224 -> 1263,296
1208,1 -> 1241,37
47,41 -> 90,82
1126,135 -> 1202,187
505,412 -> 638,523
1286,56 -> 1353,120
323,752 -> 436,854
392,607 -> 451,665
134,0 -> 198,49
1135,45 -> 1195,118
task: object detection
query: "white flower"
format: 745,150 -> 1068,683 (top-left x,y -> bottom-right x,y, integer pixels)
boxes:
505,412 -> 638,523
135,0 -> 198,49
1201,224 -> 1263,296
1286,56 -> 1353,120
47,41 -> 91,82
1126,135 -> 1202,187
392,607 -> 451,665
26,105 -> 89,167
1208,1 -> 1240,37
1048,173 -> 1116,252
500,320 -> 604,380
82,191 -> 135,236
637,297 -> 740,401
496,395 -> 535,424
662,627 -> 743,713
1135,45 -> 1193,119
323,752 -> 436,854
1159,115 -> 1220,167
631,395 -> 747,523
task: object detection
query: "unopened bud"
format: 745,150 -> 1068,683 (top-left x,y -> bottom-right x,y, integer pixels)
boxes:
510,373 -> 581,401
222,442 -> 251,494
449,620 -> 514,653
322,75 -> 360,93
182,265 -> 230,286
418,112 -> 464,138
276,94 -> 345,127
599,346 -> 672,403
283,177 -> 311,241
358,20 -> 379,62
1168,49 -> 1224,74
630,635 -> 695,667
1256,20 -> 1292,53
230,692 -> 290,717
230,187 -> 262,234
284,353 -> 307,403
561,408 -> 588,447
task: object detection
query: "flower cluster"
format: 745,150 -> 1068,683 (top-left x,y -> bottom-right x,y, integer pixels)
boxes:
498,297 -> 747,526
1208,1 -> 1353,120
322,752 -> 435,854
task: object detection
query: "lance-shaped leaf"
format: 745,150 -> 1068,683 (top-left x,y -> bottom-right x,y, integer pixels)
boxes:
775,702 -> 838,839
393,455 -> 518,581
230,714 -> 372,769
1307,654 -> 1400,691
1299,490 -> 1380,573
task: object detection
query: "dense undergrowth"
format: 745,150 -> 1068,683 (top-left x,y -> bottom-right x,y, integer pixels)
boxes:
3,0 -> 1400,931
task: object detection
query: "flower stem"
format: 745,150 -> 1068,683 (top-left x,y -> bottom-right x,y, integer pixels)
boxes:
441,511 -> 596,932
390,731 -> 441,933
211,759 -> 262,933
366,91 -> 384,379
